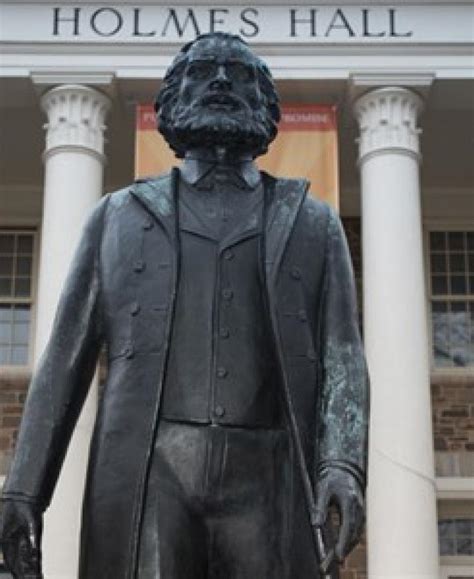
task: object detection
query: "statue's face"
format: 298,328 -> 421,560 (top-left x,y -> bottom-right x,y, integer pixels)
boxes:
160,35 -> 277,158
177,36 -> 263,122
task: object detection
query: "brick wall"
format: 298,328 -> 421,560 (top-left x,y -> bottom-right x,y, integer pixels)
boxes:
432,373 -> 474,476
0,369 -> 30,476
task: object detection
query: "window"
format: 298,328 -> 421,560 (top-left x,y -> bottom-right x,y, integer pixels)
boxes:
439,518 -> 474,556
429,230 -> 474,368
0,231 -> 35,366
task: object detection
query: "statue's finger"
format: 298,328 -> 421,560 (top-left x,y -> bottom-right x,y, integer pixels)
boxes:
335,498 -> 352,562
314,481 -> 330,527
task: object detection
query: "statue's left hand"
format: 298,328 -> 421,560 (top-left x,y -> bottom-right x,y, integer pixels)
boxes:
0,499 -> 43,579
313,469 -> 365,563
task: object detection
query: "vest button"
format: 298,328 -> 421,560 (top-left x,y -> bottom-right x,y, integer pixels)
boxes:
222,288 -> 233,300
142,219 -> 153,230
217,367 -> 228,378
214,405 -> 226,418
219,328 -> 230,339
134,260 -> 145,272
123,345 -> 134,359
130,302 -> 140,316
298,310 -> 307,322
223,249 -> 234,261
290,267 -> 301,280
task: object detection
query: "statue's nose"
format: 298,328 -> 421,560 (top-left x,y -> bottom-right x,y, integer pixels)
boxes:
210,65 -> 231,90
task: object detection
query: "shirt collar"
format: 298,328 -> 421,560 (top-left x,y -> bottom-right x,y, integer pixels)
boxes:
179,157 -> 261,190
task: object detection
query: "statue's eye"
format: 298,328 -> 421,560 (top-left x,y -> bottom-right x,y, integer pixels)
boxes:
187,62 -> 215,80
227,62 -> 255,82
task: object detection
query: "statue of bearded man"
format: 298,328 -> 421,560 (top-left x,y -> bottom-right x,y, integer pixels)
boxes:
1,33 -> 369,579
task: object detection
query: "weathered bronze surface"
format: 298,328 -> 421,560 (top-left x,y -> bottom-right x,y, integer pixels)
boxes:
0,33 -> 369,579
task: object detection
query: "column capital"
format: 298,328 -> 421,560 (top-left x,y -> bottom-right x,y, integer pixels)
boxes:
353,86 -> 424,165
41,84 -> 111,162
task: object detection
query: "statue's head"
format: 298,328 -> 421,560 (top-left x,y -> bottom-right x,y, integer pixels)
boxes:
155,32 -> 281,159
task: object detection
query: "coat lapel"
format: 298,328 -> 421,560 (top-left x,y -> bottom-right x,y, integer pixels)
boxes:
263,173 -> 309,287
130,170 -> 178,244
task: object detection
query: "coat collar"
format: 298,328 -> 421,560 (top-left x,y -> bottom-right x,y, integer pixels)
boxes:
130,170 -> 309,280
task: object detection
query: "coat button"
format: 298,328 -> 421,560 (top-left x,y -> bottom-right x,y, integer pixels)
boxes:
223,249 -> 234,261
219,328 -> 230,339
290,267 -> 301,280
298,310 -> 307,322
217,367 -> 228,378
222,288 -> 233,300
307,349 -> 316,362
214,405 -> 226,418
123,345 -> 134,359
142,219 -> 153,230
134,260 -> 145,272
130,302 -> 140,316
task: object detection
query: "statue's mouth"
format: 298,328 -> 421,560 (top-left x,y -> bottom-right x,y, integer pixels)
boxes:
200,92 -> 242,111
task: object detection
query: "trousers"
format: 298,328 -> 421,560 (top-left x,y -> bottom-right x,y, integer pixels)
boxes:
137,420 -> 292,579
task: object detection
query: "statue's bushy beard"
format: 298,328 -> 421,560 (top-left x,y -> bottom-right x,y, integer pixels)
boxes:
161,100 -> 275,158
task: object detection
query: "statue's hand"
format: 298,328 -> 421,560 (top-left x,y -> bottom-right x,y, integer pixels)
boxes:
0,499 -> 43,579
314,468 -> 365,563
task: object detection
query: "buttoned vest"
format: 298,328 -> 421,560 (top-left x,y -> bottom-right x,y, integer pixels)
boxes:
160,179 -> 282,427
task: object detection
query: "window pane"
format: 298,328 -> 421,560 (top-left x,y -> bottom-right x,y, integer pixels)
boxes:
17,235 -> 33,254
448,231 -> 465,251
0,323 -> 11,343
469,275 -> 474,294
432,276 -> 448,295
0,306 -> 12,322
0,235 -> 14,253
439,520 -> 455,538
0,256 -> 13,276
13,305 -> 30,323
457,538 -> 474,555
456,520 -> 472,535
431,253 -> 446,273
0,346 -> 9,365
11,346 -> 28,365
14,278 -> 31,298
16,256 -> 32,276
430,232 -> 446,250
0,278 -> 12,297
451,276 -> 467,295
467,231 -> 474,250
450,253 -> 466,273
12,323 -> 29,345
440,537 -> 455,555
468,253 -> 474,272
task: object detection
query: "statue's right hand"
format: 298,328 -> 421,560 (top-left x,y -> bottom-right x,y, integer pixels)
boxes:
0,499 -> 43,579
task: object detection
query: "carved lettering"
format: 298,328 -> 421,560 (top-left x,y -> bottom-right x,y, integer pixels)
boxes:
289,9 -> 318,37
53,7 -> 81,36
133,8 -> 156,37
161,8 -> 201,37
362,9 -> 385,37
389,9 -> 413,37
325,9 -> 355,37
90,8 -> 123,37
209,9 -> 229,33
239,8 -> 259,38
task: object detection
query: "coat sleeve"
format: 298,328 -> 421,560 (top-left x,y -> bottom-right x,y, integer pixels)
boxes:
317,207 -> 370,491
2,195 -> 109,510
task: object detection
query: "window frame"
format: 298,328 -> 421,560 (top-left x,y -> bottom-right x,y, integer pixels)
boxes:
424,220 -> 474,375
0,227 -> 38,369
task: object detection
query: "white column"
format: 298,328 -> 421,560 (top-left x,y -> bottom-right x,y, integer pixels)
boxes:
36,84 -> 110,579
354,87 -> 439,579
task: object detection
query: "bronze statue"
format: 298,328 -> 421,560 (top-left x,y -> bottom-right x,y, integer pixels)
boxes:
0,33 -> 369,579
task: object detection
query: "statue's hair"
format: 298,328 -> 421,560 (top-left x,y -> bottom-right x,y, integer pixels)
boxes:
155,32 -> 281,158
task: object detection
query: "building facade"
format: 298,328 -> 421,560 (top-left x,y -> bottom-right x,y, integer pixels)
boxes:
0,1 -> 473,578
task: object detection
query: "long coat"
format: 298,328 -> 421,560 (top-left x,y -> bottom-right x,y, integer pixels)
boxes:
3,170 -> 369,578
